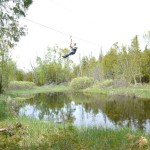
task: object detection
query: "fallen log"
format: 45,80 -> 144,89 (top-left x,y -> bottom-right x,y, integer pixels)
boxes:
0,123 -> 22,133
0,128 -> 8,132
0,127 -> 12,132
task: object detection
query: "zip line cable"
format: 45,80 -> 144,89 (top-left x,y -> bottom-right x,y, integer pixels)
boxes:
24,18 -> 70,36
23,18 -> 100,46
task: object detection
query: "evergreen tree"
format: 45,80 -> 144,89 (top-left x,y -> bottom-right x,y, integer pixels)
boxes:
102,43 -> 118,79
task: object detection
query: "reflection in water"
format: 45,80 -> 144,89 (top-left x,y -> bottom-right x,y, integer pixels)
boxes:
19,92 -> 150,132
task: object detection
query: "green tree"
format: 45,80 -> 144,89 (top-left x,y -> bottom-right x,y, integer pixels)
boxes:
33,57 -> 46,85
15,69 -> 24,81
88,56 -> 98,79
95,49 -> 104,81
24,71 -> 33,82
7,59 -> 17,81
0,0 -> 33,93
117,45 -> 132,82
102,43 -> 118,79
81,56 -> 89,77
33,46 -> 74,85
128,35 -> 142,84
141,46 -> 150,83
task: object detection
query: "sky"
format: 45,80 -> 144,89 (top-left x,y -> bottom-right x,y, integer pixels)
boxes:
12,0 -> 150,70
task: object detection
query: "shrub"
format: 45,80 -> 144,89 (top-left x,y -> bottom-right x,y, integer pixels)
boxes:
8,81 -> 36,90
69,77 -> 94,90
100,79 -> 113,87
0,99 -> 7,120
93,79 -> 113,88
112,80 -> 129,88
0,122 -> 27,149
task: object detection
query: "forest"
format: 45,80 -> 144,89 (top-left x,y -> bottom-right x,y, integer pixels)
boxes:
1,33 -> 150,93
1,0 -> 150,94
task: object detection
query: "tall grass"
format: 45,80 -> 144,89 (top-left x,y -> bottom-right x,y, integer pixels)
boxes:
8,81 -> 36,90
84,81 -> 150,99
0,95 -> 12,120
0,115 -> 149,149
6,80 -> 150,99
0,99 -> 7,120
7,85 -> 68,98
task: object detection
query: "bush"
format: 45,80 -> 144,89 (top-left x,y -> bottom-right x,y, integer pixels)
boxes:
93,79 -> 113,88
112,80 -> 129,88
0,99 -> 7,120
100,79 -> 113,87
8,81 -> 36,90
69,77 -> 94,90
0,122 -> 27,149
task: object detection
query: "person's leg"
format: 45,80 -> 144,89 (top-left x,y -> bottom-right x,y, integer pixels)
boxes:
62,52 -> 71,58
62,51 -> 76,58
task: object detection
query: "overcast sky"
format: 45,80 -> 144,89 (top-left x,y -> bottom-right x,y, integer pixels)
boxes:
12,0 -> 150,70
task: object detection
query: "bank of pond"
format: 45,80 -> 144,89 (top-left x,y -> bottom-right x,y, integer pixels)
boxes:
1,84 -> 150,149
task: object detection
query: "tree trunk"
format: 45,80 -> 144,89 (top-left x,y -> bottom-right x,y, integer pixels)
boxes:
133,75 -> 137,85
0,74 -> 3,94
139,66 -> 142,84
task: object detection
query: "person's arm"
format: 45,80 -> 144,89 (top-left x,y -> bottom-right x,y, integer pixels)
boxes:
70,36 -> 73,48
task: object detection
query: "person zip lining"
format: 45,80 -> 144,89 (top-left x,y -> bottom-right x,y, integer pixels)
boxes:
62,36 -> 78,58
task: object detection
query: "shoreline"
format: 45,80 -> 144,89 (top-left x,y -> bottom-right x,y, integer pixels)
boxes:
6,84 -> 150,99
1,85 -> 150,149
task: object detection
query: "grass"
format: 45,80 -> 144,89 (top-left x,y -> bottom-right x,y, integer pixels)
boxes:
84,84 -> 150,99
0,96 -> 9,120
5,80 -> 150,99
6,85 -> 68,98
8,81 -> 36,91
0,116 -> 150,149
1,82 -> 150,149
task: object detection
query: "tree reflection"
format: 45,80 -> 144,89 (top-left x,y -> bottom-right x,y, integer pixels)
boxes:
104,96 -> 150,130
19,93 -> 150,130
23,92 -> 76,123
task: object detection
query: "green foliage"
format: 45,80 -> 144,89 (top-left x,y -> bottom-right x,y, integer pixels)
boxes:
24,71 -> 33,82
0,0 -> 32,93
1,90 -> 150,149
8,81 -> 36,90
93,79 -> 113,88
102,43 -> 118,79
0,95 -> 14,120
128,35 -> 142,84
15,69 -> 24,81
112,79 -> 129,88
69,77 -> 94,90
50,125 -> 82,150
33,46 -> 74,85
1,0 -> 32,45
0,120 -> 149,149
0,123 -> 27,149
0,99 -> 7,120
6,31 -> 150,87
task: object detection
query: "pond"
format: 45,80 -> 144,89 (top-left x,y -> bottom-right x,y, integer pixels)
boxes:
19,92 -> 150,132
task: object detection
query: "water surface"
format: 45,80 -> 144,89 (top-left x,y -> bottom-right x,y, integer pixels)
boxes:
19,92 -> 150,132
